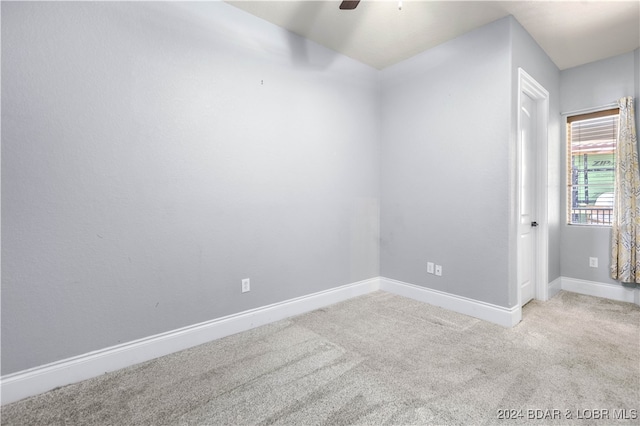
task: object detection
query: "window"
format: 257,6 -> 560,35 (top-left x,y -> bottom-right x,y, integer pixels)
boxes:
567,108 -> 618,226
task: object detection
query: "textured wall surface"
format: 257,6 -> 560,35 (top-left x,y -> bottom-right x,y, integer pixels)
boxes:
379,18 -> 513,307
1,2 -> 380,375
3,1 -> 629,378
509,17 -> 561,305
559,51 -> 638,285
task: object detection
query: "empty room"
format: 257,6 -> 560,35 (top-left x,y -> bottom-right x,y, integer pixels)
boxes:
1,1 -> 639,424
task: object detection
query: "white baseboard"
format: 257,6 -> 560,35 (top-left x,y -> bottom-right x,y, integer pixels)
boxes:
379,277 -> 521,327
2,275 -> 541,405
548,276 -> 562,300
560,276 -> 639,305
0,277 -> 380,406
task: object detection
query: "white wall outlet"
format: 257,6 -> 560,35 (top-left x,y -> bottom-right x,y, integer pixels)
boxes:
589,257 -> 598,268
427,262 -> 435,274
435,265 -> 442,276
241,278 -> 250,293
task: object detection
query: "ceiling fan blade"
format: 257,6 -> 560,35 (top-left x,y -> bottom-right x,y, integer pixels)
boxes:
339,1 -> 360,10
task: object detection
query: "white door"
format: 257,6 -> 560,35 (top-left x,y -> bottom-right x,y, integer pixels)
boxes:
519,93 -> 537,306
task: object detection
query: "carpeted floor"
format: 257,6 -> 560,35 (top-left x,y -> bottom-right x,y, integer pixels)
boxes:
2,290 -> 639,425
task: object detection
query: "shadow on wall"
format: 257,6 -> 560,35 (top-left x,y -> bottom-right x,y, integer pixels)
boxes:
285,2 -> 358,70
147,2 -> 347,70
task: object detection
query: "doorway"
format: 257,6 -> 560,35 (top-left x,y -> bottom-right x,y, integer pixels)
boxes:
517,68 -> 549,310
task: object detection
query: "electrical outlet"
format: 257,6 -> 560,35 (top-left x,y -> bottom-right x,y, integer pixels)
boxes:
242,278 -> 250,293
435,265 -> 442,276
589,257 -> 598,268
427,262 -> 435,274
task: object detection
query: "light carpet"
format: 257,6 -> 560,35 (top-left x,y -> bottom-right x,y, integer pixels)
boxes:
2,290 -> 639,425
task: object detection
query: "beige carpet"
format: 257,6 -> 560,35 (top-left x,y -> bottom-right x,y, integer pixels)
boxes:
2,290 -> 639,425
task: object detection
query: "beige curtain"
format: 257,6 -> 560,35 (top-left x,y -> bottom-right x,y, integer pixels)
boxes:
611,96 -> 640,283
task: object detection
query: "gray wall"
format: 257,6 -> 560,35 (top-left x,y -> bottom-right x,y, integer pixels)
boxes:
3,1 -> 633,377
379,18 -> 513,307
509,18 -> 561,303
559,51 -> 639,285
1,2 -> 380,375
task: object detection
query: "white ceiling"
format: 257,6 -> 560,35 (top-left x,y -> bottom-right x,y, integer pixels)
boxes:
227,0 -> 640,70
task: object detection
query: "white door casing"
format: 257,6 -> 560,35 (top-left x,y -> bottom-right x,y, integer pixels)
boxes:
516,68 -> 550,311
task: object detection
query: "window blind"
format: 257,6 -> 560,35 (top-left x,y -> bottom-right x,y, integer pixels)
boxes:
567,108 -> 618,225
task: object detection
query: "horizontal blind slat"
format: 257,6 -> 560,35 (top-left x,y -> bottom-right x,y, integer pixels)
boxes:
567,109 -> 617,226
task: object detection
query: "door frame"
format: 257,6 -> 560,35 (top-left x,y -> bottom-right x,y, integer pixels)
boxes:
516,68 -> 549,310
